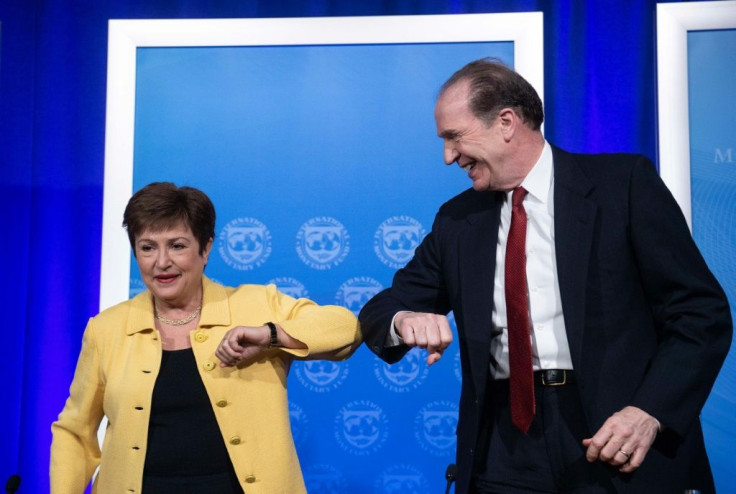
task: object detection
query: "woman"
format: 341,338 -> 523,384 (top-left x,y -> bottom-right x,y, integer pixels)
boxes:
50,182 -> 361,493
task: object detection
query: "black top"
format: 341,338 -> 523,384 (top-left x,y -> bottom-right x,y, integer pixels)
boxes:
143,348 -> 233,476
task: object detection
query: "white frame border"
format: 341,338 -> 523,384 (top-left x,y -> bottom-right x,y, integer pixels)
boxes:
657,0 -> 736,229
102,13 -> 544,310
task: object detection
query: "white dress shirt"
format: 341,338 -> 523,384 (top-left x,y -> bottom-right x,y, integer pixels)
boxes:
490,141 -> 573,378
387,142 -> 573,378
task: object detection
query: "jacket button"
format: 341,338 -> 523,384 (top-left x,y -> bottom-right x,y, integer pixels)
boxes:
194,331 -> 208,342
245,475 -> 256,483
230,436 -> 241,445
216,399 -> 228,408
204,361 -> 216,371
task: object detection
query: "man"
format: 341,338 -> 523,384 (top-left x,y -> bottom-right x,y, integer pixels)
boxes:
359,58 -> 732,493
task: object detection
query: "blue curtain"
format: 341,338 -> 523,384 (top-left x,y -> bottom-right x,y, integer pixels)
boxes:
1,0 -> 729,493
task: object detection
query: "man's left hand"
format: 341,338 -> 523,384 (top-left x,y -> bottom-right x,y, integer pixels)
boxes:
582,406 -> 659,473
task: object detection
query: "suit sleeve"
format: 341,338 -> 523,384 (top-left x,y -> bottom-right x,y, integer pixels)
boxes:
50,319 -> 105,494
627,158 -> 732,436
359,212 -> 452,364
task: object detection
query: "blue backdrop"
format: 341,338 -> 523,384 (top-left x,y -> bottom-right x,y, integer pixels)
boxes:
687,27 -> 736,490
131,41 -> 513,491
1,1 -> 734,493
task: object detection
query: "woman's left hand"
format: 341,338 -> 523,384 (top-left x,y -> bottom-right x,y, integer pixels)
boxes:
216,325 -> 270,366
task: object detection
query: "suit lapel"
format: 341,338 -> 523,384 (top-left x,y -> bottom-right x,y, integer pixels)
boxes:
459,192 -> 504,397
553,147 -> 597,369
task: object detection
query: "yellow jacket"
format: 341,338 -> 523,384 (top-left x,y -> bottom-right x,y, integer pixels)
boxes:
50,277 -> 361,493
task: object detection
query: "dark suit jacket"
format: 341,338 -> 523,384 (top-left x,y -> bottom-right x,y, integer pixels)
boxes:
359,147 -> 732,493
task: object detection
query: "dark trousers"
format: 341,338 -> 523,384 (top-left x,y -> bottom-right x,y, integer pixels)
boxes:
472,378 -> 618,494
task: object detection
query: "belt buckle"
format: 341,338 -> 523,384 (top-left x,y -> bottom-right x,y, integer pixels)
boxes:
542,370 -> 567,386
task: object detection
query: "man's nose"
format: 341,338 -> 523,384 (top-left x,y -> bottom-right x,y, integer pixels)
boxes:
444,140 -> 459,165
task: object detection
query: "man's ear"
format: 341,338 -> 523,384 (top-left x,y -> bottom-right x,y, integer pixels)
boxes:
497,107 -> 519,142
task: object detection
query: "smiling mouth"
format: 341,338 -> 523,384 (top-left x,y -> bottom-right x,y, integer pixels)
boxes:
460,162 -> 475,173
155,274 -> 180,284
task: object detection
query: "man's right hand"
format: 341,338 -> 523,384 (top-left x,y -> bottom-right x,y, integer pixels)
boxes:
394,312 -> 453,365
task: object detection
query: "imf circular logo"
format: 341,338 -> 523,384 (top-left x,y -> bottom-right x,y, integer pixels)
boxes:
293,360 -> 349,393
334,400 -> 388,456
129,278 -> 146,298
268,277 -> 309,299
289,401 -> 308,447
414,400 -> 458,457
218,217 -> 272,270
373,347 -> 429,393
303,464 -> 347,494
335,277 -> 383,316
374,464 -> 431,494
374,216 -> 426,269
296,216 -> 350,270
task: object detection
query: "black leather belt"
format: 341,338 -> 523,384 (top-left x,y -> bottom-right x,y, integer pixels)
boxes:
534,369 -> 574,386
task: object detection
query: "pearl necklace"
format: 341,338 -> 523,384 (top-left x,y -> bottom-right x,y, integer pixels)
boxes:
154,304 -> 202,326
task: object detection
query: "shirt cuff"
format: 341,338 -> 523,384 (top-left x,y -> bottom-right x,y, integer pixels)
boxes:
385,311 -> 412,347
654,417 -> 663,433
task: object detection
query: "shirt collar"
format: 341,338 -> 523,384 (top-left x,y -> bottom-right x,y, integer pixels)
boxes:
519,141 -> 553,205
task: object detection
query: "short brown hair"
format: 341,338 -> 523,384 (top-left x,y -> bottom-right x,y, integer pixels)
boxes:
122,182 -> 215,256
440,57 -> 544,130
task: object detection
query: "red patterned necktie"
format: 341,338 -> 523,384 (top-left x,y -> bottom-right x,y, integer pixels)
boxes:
505,186 -> 535,433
